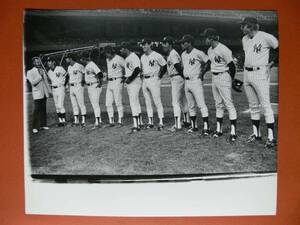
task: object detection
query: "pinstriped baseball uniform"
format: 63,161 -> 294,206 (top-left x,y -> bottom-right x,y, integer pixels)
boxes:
47,66 -> 66,115
181,48 -> 209,119
242,31 -> 278,123
208,43 -> 237,120
141,50 -> 166,120
167,49 -> 189,119
106,54 -> 125,123
68,62 -> 86,116
85,61 -> 102,119
125,52 -> 142,117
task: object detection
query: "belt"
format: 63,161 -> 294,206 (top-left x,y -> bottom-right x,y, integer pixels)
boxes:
245,67 -> 261,71
212,71 -> 228,75
86,82 -> 98,86
70,83 -> 81,86
184,77 -> 190,80
144,75 -> 155,79
108,77 -> 122,81
170,74 -> 182,78
51,85 -> 61,89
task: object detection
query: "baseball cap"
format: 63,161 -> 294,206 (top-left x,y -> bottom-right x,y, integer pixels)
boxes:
162,36 -> 175,44
46,56 -> 55,62
65,52 -> 76,59
178,34 -> 195,44
140,38 -> 152,45
118,41 -> 131,49
239,17 -> 258,25
200,28 -> 219,38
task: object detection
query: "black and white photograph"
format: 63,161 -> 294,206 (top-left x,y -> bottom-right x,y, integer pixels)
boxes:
23,9 -> 278,216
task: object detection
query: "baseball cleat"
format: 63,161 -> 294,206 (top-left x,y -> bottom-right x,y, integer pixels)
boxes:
81,123 -> 86,127
71,122 -> 80,127
246,134 -> 262,143
103,123 -> 115,128
91,124 -> 101,130
228,134 -> 238,143
146,124 -> 154,129
115,123 -> 123,128
57,123 -> 64,127
265,139 -> 277,148
213,131 -> 223,138
40,126 -> 49,130
187,127 -> 199,133
157,124 -> 164,131
131,127 -> 141,132
168,126 -> 182,132
201,129 -> 210,136
182,122 -> 191,128
32,129 -> 38,134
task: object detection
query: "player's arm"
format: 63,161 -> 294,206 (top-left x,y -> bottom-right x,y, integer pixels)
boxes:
64,73 -> 69,86
158,65 -> 167,79
126,67 -> 141,84
174,63 -> 183,76
157,54 -> 167,79
199,60 -> 211,81
227,61 -> 236,80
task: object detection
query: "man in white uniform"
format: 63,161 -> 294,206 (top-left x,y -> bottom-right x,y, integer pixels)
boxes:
65,53 -> 87,127
140,38 -> 167,130
79,51 -> 104,129
179,34 -> 210,135
161,36 -> 190,131
201,28 -> 238,142
240,17 -> 278,148
104,46 -> 125,127
119,42 -> 143,132
27,57 -> 51,134
46,57 -> 67,127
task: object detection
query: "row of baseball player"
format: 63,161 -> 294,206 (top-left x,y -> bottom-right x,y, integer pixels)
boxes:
26,17 -> 278,148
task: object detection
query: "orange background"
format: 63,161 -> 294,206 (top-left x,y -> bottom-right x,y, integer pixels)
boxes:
0,0 -> 299,224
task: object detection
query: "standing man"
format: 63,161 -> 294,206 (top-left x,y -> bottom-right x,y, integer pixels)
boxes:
240,17 -> 278,148
46,57 -> 67,127
119,42 -> 143,132
201,28 -> 238,142
161,36 -> 190,131
104,45 -> 125,127
26,57 -> 51,134
65,53 -> 87,127
179,34 -> 210,135
140,38 -> 167,130
79,51 -> 104,129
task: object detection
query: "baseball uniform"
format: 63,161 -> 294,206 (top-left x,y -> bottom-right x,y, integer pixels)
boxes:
242,31 -> 278,140
167,48 -> 189,129
125,52 -> 142,128
106,54 -> 125,125
141,50 -> 166,126
85,61 -> 103,125
47,65 -> 66,124
68,62 -> 87,124
181,48 -> 209,131
208,42 -> 237,134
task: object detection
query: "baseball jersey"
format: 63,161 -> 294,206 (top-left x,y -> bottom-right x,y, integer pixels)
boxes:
208,43 -> 233,73
47,66 -> 66,86
68,62 -> 85,84
242,31 -> 278,67
141,51 -> 167,77
106,54 -> 125,78
85,61 -> 101,83
181,48 -> 209,77
125,52 -> 141,78
167,49 -> 181,76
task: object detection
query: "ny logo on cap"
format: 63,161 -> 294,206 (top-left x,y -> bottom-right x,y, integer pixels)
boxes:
253,43 -> 262,53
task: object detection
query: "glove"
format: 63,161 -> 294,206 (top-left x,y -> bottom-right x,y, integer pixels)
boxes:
232,78 -> 243,93
96,79 -> 103,88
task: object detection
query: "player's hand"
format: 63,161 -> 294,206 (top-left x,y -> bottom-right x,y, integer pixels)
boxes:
96,80 -> 102,88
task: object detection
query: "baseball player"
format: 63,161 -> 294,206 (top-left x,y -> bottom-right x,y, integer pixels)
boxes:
26,57 -> 51,134
161,36 -> 190,131
200,28 -> 238,142
65,53 -> 87,127
79,51 -> 104,129
119,42 -> 143,132
104,45 -> 125,127
240,17 -> 278,148
46,57 -> 67,127
140,38 -> 167,130
179,34 -> 210,135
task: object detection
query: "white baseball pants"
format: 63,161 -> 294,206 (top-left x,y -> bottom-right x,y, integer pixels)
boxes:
106,79 -> 124,119
87,83 -> 102,118
142,76 -> 164,119
171,76 -> 189,117
244,67 -> 274,123
52,86 -> 65,113
212,72 -> 237,120
70,84 -> 86,115
184,78 -> 208,117
127,77 -> 142,116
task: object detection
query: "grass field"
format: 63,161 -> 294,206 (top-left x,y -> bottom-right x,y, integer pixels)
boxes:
27,68 -> 278,176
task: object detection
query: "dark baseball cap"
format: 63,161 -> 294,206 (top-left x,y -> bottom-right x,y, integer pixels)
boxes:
162,36 -> 175,44
140,38 -> 152,45
201,28 -> 219,38
240,17 -> 258,25
79,51 -> 90,59
118,41 -> 131,49
178,34 -> 195,44
46,56 -> 55,61
65,52 -> 76,59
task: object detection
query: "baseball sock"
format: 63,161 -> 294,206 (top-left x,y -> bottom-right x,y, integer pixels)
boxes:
148,117 -> 153,125
159,118 -> 163,126
216,117 -> 223,133
203,117 -> 209,130
118,117 -> 123,124
61,113 -> 66,122
230,119 -> 237,135
109,117 -> 114,124
133,116 -> 138,128
183,112 -> 190,123
267,123 -> 275,141
57,113 -> 62,123
252,119 -> 261,137
190,116 -> 197,129
81,115 -> 86,124
138,113 -> 143,126
74,115 -> 79,123
95,117 -> 100,125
